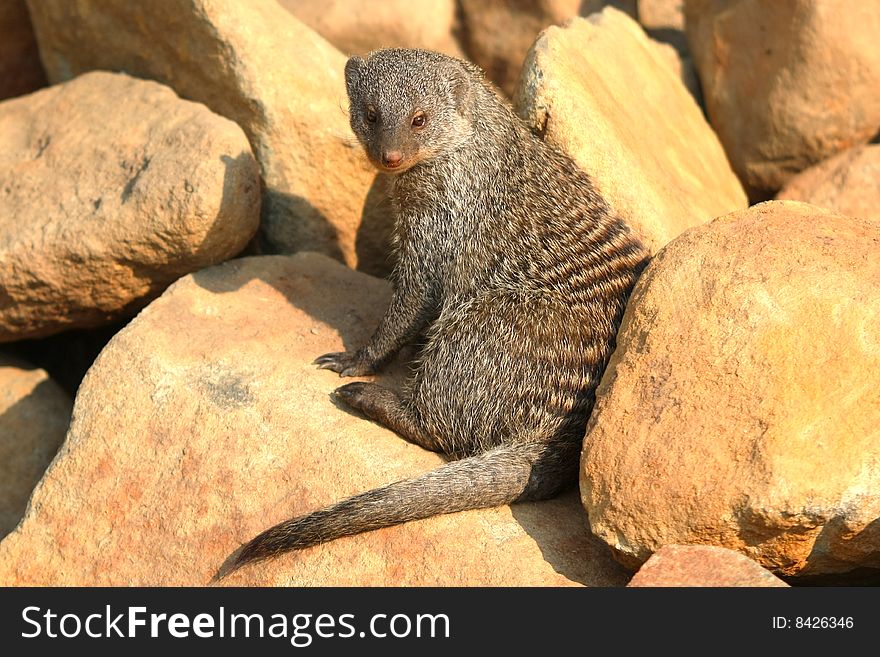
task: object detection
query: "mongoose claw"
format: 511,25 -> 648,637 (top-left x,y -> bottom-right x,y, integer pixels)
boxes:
313,351 -> 373,377
333,381 -> 368,404
314,352 -> 344,367
332,382 -> 381,416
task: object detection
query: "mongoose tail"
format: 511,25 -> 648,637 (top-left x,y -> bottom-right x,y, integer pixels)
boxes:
225,440 -> 578,575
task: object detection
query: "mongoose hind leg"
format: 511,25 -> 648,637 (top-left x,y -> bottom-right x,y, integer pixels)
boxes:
334,382 -> 444,452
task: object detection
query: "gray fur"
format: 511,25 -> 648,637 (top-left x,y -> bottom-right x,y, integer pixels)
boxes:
226,48 -> 646,574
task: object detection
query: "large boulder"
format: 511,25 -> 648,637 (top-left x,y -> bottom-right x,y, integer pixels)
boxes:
582,201 -> 880,577
458,0 -> 585,96
0,0 -> 46,100
515,9 -> 747,254
279,0 -> 464,58
0,354 -> 71,539
0,71 -> 260,341
627,545 -> 789,587
26,0 -> 394,276
0,253 -> 627,586
685,0 -> 880,198
776,144 -> 880,223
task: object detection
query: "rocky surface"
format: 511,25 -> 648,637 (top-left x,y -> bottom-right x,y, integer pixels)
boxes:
0,253 -> 628,587
3,0 -> 878,590
637,0 -> 686,54
627,545 -> 789,587
582,201 -> 880,577
458,0 -> 584,96
26,0 -> 394,276
279,0 -> 464,59
0,71 -> 260,341
515,8 -> 746,254
0,0 -> 46,100
0,354 -> 71,539
776,144 -> 880,223
685,0 -> 880,198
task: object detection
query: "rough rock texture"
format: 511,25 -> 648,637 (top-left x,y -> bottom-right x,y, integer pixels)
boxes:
515,9 -> 746,254
685,0 -> 880,198
586,1 -> 697,98
0,0 -> 46,100
279,0 -> 464,58
0,253 -> 627,586
0,354 -> 71,539
582,201 -> 880,577
458,0 -> 585,96
637,0 -> 699,101
776,144 -> 880,223
26,0 -> 393,276
0,71 -> 260,342
627,545 -> 789,587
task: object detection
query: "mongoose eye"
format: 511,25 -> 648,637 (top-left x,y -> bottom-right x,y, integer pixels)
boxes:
411,113 -> 427,129
365,107 -> 377,124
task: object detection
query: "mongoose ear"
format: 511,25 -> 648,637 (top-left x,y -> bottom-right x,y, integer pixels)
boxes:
344,56 -> 365,99
450,64 -> 473,117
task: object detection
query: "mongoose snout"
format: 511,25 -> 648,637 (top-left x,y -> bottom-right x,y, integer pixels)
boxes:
382,150 -> 403,168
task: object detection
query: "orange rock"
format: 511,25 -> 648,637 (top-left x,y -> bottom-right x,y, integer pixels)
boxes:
685,0 -> 880,198
0,71 -> 260,341
515,9 -> 746,254
628,545 -> 788,587
777,144 -> 880,223
0,354 -> 71,538
638,0 -> 685,46
582,201 -> 880,577
0,253 -> 627,586
279,0 -> 464,59
458,0 -> 584,96
27,0 -> 394,275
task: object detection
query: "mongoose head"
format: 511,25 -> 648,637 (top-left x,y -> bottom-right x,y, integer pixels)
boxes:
344,49 -> 476,174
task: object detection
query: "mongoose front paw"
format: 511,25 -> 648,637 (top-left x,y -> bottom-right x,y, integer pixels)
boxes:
313,351 -> 374,377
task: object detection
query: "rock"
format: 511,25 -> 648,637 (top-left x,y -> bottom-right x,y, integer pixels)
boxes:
582,201 -> 880,577
6,322 -> 126,397
637,0 -> 683,30
279,0 -> 464,58
636,1 -> 701,101
514,9 -> 747,254
26,0 -> 393,277
0,0 -> 46,100
458,0 -> 585,96
0,354 -> 71,539
0,253 -> 628,586
587,1 -> 698,99
776,144 -> 880,223
685,0 -> 880,199
0,71 -> 260,342
627,545 -> 789,587
637,0 -> 687,54
650,36 -> 702,104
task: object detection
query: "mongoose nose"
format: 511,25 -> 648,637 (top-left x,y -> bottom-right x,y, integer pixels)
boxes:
382,151 -> 403,168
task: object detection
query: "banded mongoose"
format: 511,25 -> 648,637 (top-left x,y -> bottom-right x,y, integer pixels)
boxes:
227,48 -> 646,572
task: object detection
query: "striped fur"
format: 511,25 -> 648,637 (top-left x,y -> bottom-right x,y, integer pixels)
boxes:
223,49 -> 646,576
